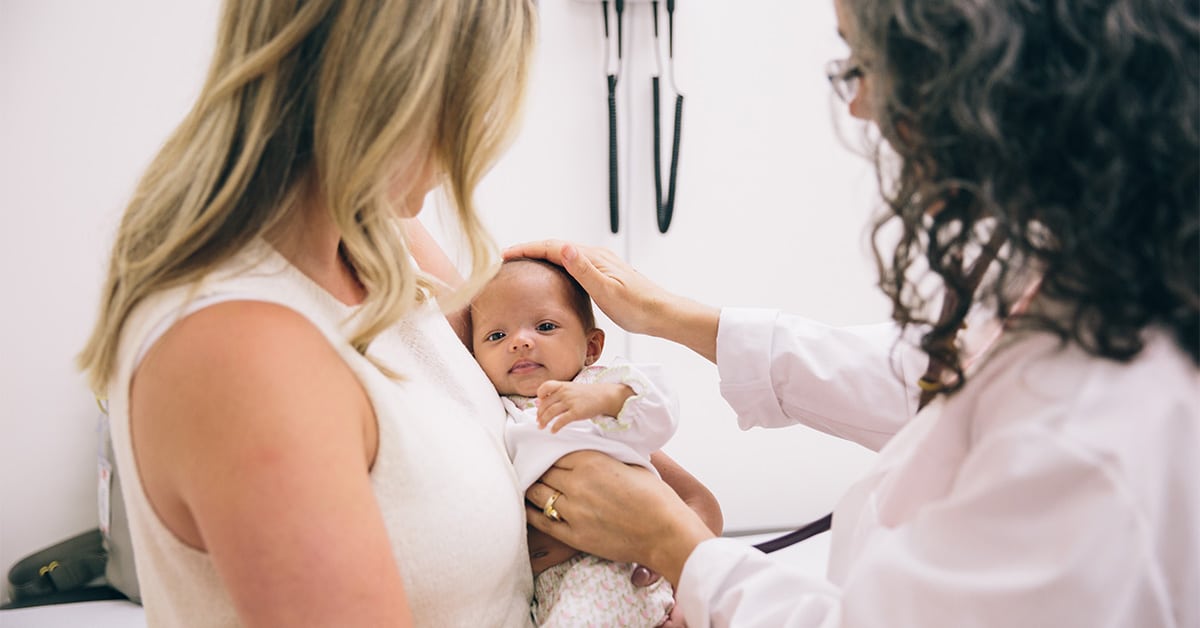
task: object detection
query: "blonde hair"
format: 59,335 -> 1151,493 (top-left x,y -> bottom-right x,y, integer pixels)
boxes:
79,0 -> 536,392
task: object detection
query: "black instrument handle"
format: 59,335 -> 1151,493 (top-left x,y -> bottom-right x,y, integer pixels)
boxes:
661,93 -> 683,233
652,81 -> 683,234
608,73 -> 619,234
652,76 -> 664,230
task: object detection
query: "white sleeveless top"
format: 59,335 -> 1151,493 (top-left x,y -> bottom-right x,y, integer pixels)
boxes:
105,241 -> 534,627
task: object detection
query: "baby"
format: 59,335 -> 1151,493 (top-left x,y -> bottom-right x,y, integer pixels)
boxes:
470,257 -> 678,627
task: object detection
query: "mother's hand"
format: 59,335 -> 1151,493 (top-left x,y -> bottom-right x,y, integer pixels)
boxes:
504,240 -> 720,362
524,451 -> 716,587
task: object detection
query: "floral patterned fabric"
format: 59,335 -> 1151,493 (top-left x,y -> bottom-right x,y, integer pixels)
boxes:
533,553 -> 675,627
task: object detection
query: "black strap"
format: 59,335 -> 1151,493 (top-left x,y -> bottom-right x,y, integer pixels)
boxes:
753,513 -> 833,553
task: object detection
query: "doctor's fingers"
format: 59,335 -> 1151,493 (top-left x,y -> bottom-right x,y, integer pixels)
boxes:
505,240 -> 651,319
503,238 -> 613,294
565,248 -> 671,336
503,239 -> 573,265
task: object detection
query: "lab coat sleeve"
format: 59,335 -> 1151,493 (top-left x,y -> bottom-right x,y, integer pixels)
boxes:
715,308 -> 924,451
675,539 -> 843,628
676,424 -> 1163,628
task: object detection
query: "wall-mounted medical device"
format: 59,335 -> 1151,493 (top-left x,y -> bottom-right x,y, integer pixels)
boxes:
578,0 -> 684,235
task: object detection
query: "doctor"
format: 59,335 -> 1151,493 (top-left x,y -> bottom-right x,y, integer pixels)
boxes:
511,0 -> 1199,626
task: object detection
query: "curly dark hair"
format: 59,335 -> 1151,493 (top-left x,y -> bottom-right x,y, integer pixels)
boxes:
845,0 -> 1199,394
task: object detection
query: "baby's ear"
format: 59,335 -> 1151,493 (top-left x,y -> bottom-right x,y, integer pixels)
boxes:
584,328 -> 605,365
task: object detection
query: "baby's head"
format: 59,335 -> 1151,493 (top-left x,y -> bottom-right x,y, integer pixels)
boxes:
470,258 -> 604,397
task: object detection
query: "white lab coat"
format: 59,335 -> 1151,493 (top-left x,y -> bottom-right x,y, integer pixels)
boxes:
676,307 -> 1199,628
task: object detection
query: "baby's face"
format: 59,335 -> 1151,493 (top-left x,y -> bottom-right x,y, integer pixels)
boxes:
471,264 -> 598,397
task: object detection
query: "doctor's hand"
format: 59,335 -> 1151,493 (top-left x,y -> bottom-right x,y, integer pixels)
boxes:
504,240 -> 721,363
504,240 -> 664,334
524,450 -> 716,587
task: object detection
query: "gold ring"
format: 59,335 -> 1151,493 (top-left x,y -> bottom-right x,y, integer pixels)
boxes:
543,492 -> 562,522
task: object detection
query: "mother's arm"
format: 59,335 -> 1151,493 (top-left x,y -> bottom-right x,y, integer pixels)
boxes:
132,302 -> 414,626
652,451 -> 723,535
402,218 -> 472,344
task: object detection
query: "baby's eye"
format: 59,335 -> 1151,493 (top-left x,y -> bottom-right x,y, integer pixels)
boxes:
530,550 -> 549,559
536,322 -> 558,332
485,331 -> 506,342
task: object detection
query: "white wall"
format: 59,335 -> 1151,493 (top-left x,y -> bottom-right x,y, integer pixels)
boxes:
0,1 -> 222,603
0,0 -> 892,598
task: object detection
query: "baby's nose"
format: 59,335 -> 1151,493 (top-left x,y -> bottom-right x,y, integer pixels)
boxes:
510,331 -> 534,350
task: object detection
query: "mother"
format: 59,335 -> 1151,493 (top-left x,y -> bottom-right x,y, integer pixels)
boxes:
77,0 -> 717,625
515,0 -> 1199,626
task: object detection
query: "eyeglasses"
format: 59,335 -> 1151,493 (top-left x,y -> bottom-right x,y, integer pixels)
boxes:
826,58 -> 864,103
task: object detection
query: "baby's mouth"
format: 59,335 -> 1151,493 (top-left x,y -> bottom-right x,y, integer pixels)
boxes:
509,360 -> 541,375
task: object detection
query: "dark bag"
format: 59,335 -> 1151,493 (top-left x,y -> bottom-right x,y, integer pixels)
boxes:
1,528 -> 124,609
1,411 -> 141,609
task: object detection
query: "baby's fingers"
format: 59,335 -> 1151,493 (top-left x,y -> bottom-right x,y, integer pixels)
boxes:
536,380 -> 564,399
536,398 -> 564,427
548,411 -> 585,433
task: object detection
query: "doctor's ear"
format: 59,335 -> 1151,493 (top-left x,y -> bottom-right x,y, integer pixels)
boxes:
584,328 -> 605,365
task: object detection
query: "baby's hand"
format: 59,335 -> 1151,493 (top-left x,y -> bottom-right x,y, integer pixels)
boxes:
535,381 -> 633,433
